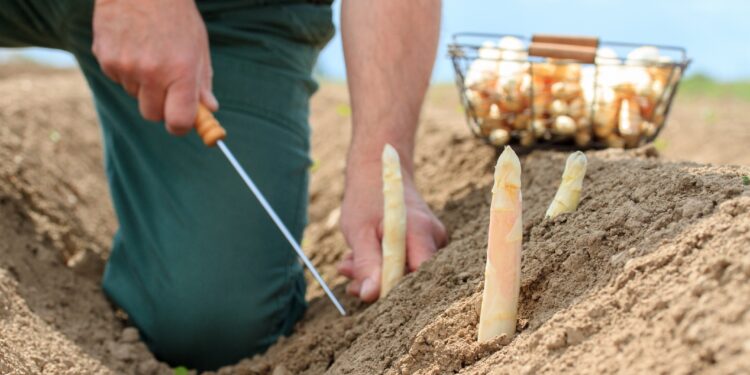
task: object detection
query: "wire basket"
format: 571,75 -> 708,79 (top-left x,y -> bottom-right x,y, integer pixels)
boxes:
449,33 -> 690,149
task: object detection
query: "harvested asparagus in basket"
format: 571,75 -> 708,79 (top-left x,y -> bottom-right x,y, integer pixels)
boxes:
478,146 -> 522,342
458,35 -> 685,148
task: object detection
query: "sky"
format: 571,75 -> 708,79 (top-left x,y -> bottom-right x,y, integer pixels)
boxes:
2,0 -> 748,82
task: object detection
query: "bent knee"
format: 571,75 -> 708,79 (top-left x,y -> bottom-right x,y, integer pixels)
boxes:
141,280 -> 306,371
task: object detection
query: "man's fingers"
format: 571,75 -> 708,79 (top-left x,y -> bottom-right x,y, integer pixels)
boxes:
163,76 -> 199,136
351,229 -> 383,302
137,84 -> 167,122
405,215 -> 445,272
121,78 -> 140,97
346,279 -> 361,297
98,63 -> 121,86
406,232 -> 438,272
360,276 -> 379,302
337,252 -> 355,279
200,89 -> 219,112
199,50 -> 219,111
432,216 -> 449,249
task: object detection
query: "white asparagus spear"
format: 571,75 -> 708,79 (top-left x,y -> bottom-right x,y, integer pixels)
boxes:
478,146 -> 522,342
545,151 -> 588,218
618,98 -> 642,148
381,144 -> 407,298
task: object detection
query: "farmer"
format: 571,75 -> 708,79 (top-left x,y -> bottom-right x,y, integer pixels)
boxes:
0,0 -> 447,370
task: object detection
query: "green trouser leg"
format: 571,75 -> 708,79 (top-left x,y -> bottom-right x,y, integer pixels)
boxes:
0,0 -> 333,370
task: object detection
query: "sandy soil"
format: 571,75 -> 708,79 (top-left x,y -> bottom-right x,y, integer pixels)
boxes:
659,96 -> 750,166
1,65 -> 749,374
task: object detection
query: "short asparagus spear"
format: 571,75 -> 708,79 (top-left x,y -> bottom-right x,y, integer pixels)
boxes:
545,151 -> 588,218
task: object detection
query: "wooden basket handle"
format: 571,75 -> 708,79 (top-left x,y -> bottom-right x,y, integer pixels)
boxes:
531,34 -> 599,48
528,34 -> 600,64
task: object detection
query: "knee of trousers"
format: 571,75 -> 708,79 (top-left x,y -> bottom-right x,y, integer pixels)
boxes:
135,268 -> 307,371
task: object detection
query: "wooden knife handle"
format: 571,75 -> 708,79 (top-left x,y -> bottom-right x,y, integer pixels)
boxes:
194,104 -> 226,147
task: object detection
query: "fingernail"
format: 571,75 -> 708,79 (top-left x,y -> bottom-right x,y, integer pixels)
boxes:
207,92 -> 219,110
361,278 -> 376,299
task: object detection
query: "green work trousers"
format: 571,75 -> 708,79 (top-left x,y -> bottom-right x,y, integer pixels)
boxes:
0,0 -> 333,370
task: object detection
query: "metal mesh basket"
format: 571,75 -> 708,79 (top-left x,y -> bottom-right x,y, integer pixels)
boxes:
449,33 -> 690,149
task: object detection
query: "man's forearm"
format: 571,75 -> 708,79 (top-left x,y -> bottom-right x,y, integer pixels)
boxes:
339,1 -> 445,301
342,0 -> 441,176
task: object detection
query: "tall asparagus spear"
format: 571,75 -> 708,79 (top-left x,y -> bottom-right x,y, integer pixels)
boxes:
478,146 -> 522,342
545,151 -> 588,218
381,144 -> 407,298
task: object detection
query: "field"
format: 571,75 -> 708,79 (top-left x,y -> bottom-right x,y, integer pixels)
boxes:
0,65 -> 749,374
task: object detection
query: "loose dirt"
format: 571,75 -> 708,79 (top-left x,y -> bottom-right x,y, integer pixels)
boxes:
1,65 -> 749,374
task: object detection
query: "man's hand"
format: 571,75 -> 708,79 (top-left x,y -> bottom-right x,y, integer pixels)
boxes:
338,0 -> 442,301
337,159 -> 447,302
92,0 -> 218,135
